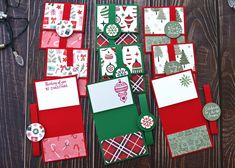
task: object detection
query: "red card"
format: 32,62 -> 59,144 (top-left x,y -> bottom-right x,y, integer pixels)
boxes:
143,6 -> 187,53
151,70 -> 213,157
30,76 -> 87,162
40,2 -> 86,49
45,48 -> 90,96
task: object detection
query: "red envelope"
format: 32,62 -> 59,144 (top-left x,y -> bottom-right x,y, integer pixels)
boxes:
151,70 -> 213,157
30,76 -> 87,162
40,2 -> 86,49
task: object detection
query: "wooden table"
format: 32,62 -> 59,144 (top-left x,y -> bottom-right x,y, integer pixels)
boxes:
0,0 -> 234,167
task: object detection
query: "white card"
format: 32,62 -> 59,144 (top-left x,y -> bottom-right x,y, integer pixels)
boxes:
35,76 -> 80,111
87,76 -> 133,113
152,71 -> 198,108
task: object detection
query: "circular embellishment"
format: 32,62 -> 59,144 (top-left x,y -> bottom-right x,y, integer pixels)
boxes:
164,21 -> 183,38
106,63 -> 115,73
56,20 -> 74,37
137,114 -> 156,131
26,123 -> 45,142
203,102 -> 221,121
164,61 -> 183,75
104,23 -> 121,39
113,67 -> 130,78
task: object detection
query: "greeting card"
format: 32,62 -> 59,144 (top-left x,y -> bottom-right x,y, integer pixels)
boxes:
87,77 -> 149,164
143,6 -> 186,53
40,2 -> 86,48
45,48 -> 89,96
99,44 -> 145,93
151,70 -> 213,157
29,76 -> 87,162
152,43 -> 196,77
96,4 -> 139,48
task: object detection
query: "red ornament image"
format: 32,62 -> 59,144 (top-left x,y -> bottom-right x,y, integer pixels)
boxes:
114,79 -> 128,103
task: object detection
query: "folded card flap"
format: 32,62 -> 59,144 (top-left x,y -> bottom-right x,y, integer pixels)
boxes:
35,76 -> 80,111
87,76 -> 134,113
38,105 -> 84,138
30,104 -> 41,156
158,98 -> 207,134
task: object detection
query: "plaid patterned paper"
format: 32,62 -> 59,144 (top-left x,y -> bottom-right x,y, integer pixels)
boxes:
97,33 -> 138,47
130,75 -> 145,93
101,131 -> 147,164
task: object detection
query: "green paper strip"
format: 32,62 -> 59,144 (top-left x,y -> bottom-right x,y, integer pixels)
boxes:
115,45 -> 124,67
107,4 -> 116,45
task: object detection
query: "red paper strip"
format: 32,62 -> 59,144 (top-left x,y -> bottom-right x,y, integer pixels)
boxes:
30,104 -> 40,156
167,44 -> 176,61
59,3 -> 72,48
203,84 -> 218,135
67,49 -> 74,66
170,7 -> 177,44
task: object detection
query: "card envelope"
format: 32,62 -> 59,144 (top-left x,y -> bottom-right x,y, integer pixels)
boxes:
87,76 -> 148,164
151,70 -> 213,157
30,76 -> 87,162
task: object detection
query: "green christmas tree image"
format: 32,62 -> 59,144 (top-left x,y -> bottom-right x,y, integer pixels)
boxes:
174,45 -> 182,58
154,46 -> 163,62
157,8 -> 166,23
180,49 -> 189,68
176,10 -> 182,22
145,25 -> 151,34
151,8 -> 159,15
163,61 -> 169,73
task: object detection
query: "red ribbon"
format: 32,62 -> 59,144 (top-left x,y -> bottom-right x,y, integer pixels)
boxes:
30,104 -> 41,156
167,44 -> 176,62
59,3 -> 72,48
203,84 -> 218,135
169,7 -> 179,44
66,49 -> 74,66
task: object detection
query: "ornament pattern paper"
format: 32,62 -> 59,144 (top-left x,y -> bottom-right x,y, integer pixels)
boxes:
167,125 -> 212,157
99,45 -> 143,77
143,7 -> 186,53
96,5 -> 139,48
46,49 -> 88,78
153,43 -> 196,76
101,131 -> 147,164
42,133 -> 86,162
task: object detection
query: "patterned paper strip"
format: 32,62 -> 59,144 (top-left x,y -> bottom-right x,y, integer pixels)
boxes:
101,131 -> 147,164
130,75 -> 145,93
42,133 -> 86,162
167,125 -> 212,157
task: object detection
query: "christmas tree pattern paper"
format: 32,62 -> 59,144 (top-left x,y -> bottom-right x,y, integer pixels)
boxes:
143,6 -> 186,53
152,43 -> 196,77
87,76 -> 148,164
96,4 -> 139,48
151,70 -> 213,157
40,2 -> 86,48
99,44 -> 146,93
45,48 -> 89,96
31,76 -> 87,162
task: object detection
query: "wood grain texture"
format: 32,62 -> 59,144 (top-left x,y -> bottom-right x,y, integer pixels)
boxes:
0,0 -> 234,167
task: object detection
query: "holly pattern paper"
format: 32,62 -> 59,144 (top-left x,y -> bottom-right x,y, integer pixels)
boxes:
46,49 -> 88,78
99,45 -> 144,77
42,133 -> 86,162
40,3 -> 86,48
143,7 -> 186,53
152,43 -> 196,76
96,4 -> 139,48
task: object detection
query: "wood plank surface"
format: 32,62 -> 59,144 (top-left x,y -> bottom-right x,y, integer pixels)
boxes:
0,0 -> 234,167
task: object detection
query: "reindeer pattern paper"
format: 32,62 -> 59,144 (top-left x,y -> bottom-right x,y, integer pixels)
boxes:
46,49 -> 88,78
42,133 -> 86,162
